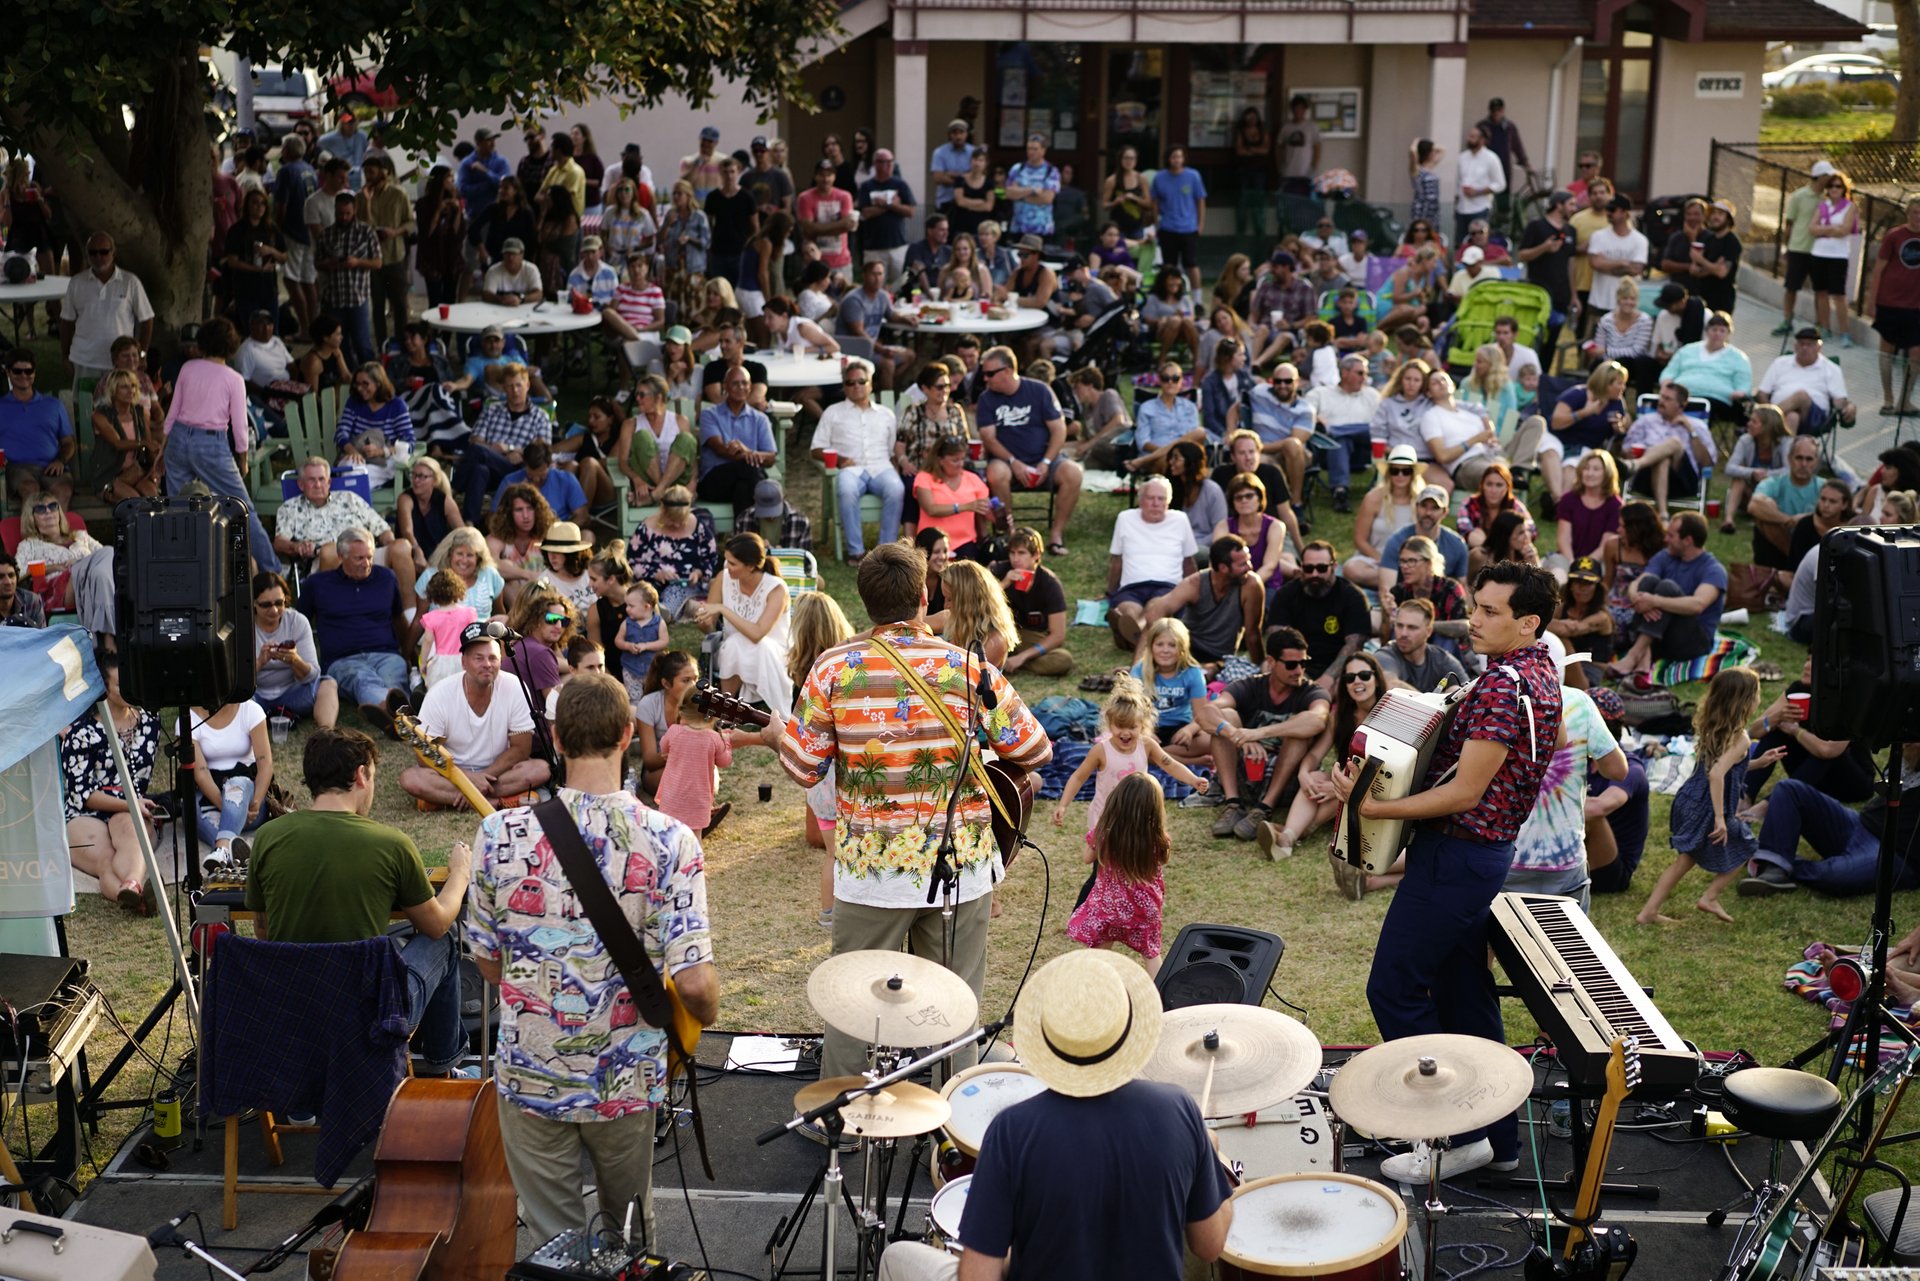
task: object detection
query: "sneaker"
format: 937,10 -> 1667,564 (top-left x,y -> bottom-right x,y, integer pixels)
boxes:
1181,790 -> 1226,808
1255,822 -> 1294,861
229,837 -> 251,867
1737,866 -> 1797,897
1211,803 -> 1247,839
202,847 -> 235,876
415,796 -> 447,813
1329,852 -> 1366,902
1331,487 -> 1351,514
1839,333 -> 1855,349
818,908 -> 835,931
1231,803 -> 1271,842
1379,1138 -> 1516,1184
1770,318 -> 1794,337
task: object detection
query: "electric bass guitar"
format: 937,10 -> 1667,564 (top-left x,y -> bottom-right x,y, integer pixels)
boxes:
393,712 -> 702,1083
1555,1037 -> 1641,1278
690,682 -> 1037,867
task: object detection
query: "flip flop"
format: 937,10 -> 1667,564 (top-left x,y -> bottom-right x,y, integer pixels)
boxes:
1047,541 -> 1070,557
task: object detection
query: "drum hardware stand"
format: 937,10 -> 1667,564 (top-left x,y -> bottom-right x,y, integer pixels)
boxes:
758,1020 -> 1007,1281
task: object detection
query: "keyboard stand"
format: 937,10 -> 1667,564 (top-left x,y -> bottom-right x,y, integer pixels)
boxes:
1480,1078 -> 1662,1203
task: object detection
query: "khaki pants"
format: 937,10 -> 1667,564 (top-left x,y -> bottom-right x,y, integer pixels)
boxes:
1016,628 -> 1075,677
496,1092 -> 657,1246
1504,414 -> 1552,471
821,893 -> 993,1081
878,1241 -> 960,1281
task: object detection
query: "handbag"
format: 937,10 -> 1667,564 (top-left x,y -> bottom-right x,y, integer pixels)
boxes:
532,797 -> 713,1177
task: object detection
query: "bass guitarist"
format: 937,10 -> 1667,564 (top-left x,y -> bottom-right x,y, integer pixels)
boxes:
1328,561 -> 1564,1183
778,541 -> 1052,1082
468,671 -> 718,1246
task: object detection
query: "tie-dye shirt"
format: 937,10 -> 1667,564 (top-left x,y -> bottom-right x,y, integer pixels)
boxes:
1510,686 -> 1619,873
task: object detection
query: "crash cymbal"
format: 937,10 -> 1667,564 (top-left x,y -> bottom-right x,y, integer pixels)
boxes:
808,950 -> 980,1046
1329,1034 -> 1534,1140
1141,1004 -> 1322,1118
793,1076 -> 953,1139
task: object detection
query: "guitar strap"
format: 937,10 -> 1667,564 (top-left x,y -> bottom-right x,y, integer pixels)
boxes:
533,797 -> 714,1179
865,632 -> 1018,839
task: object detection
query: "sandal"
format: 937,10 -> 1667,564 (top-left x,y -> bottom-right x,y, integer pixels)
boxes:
1718,521 -> 1736,535
1047,541 -> 1070,557
1751,660 -> 1785,681
1078,673 -> 1115,693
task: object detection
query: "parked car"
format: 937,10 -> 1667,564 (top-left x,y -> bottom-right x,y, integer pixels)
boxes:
331,67 -> 407,115
1763,53 -> 1899,92
247,64 -> 325,138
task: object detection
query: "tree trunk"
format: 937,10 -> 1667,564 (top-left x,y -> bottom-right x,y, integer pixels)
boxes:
1895,0 -> 1920,139
12,46 -> 213,344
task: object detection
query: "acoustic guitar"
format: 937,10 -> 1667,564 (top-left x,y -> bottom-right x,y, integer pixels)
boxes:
392,712 -> 702,1083
689,683 -> 1036,867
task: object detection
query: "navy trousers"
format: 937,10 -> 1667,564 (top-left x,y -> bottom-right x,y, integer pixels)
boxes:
1366,825 -> 1519,1160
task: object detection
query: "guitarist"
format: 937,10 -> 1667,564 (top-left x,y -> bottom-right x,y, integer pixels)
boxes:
778,542 -> 1052,1083
1328,561 -> 1564,1185
468,671 -> 717,1247
245,727 -> 471,1077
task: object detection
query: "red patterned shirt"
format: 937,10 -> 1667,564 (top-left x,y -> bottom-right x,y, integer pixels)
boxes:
1425,641 -> 1562,844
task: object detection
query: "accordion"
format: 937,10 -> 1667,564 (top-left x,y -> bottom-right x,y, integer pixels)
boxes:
1330,685 -> 1470,873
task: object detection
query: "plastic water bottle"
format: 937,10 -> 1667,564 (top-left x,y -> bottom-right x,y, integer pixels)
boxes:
624,771 -> 640,796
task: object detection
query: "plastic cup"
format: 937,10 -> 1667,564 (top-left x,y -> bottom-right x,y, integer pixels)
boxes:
968,440 -> 984,462
1013,569 -> 1035,591
26,560 -> 44,584
1630,444 -> 1647,458
1706,499 -> 1722,517
979,300 -> 991,315
438,304 -> 451,319
1787,692 -> 1811,719
821,449 -> 839,469
758,783 -> 774,802
1371,441 -> 1388,461
269,715 -> 292,744
410,376 -> 425,391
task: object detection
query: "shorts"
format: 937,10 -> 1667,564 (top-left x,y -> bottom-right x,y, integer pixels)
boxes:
285,239 -> 316,284
1809,255 -> 1848,295
1874,305 -> 1920,352
1628,453 -> 1701,499
1008,458 -> 1066,490
1784,251 -> 1816,293
1800,402 -> 1831,434
1157,231 -> 1199,274
1109,580 -> 1175,610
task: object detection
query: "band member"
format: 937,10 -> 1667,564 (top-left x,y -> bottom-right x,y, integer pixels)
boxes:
468,672 -> 717,1244
875,950 -> 1232,1281
778,542 -> 1051,1080
1330,561 -> 1563,1181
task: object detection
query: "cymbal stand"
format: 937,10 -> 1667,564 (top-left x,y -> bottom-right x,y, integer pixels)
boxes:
1420,1130 -> 1450,1281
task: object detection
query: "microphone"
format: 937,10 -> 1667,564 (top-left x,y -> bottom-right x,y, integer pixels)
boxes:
147,1209 -> 191,1247
483,619 -> 522,643
974,641 -> 997,712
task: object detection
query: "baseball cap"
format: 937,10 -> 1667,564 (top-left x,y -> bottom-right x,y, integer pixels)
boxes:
700,125 -> 721,142
1588,687 -> 1625,722
1811,159 -> 1836,178
665,324 -> 693,345
1417,483 -> 1450,507
458,621 -> 497,652
1795,326 -> 1823,341
751,135 -> 768,150
948,118 -> 970,132
580,235 -> 603,251
473,126 -> 499,143
480,323 -> 506,340
1547,189 -> 1574,209
752,479 -> 785,519
1387,444 -> 1419,466
815,157 -> 837,173
1270,250 -> 1297,268
1655,282 -> 1688,308
1568,555 -> 1602,582
502,237 -> 526,254
874,148 -> 894,162
1350,229 -> 1369,241
1460,246 -> 1484,266
1606,194 -> 1633,212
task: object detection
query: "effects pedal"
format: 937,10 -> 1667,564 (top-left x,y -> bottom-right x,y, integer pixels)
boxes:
507,1227 -> 688,1280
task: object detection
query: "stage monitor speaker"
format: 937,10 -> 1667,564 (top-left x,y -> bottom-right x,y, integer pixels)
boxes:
114,494 -> 253,711
1155,924 -> 1284,1010
1809,524 -> 1920,747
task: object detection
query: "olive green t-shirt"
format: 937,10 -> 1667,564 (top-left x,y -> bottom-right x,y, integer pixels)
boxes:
245,810 -> 434,943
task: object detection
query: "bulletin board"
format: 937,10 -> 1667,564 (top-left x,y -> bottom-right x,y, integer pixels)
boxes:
1288,87 -> 1363,140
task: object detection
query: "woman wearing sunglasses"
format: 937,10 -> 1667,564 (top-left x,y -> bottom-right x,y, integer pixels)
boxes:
14,492 -> 103,612
1270,651 -> 1388,871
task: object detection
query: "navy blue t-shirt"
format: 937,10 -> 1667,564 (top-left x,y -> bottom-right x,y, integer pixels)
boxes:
978,377 -> 1062,466
298,567 -> 402,666
1553,387 -> 1627,453
958,1080 -> 1231,1281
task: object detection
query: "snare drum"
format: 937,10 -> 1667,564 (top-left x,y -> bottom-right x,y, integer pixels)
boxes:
932,1064 -> 1046,1184
926,1174 -> 971,1255
1215,1173 -> 1407,1279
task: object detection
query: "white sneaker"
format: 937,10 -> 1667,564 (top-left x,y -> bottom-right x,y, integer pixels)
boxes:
1378,1138 -> 1517,1184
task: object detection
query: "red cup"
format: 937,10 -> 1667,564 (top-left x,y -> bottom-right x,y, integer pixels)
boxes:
410,376 -> 426,391
821,449 -> 839,469
1787,692 -> 1811,719
1013,569 -> 1034,591
1371,441 -> 1388,461
438,304 -> 451,319
1706,499 -> 1722,517
968,440 -> 984,462
26,560 -> 45,585
978,300 -> 991,315
1630,444 -> 1647,458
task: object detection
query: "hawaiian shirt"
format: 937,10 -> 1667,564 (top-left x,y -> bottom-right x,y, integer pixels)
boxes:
1425,640 -> 1563,845
778,623 -> 1051,909
274,491 -> 385,546
1511,686 -> 1619,874
1006,162 -> 1060,238
466,789 -> 711,1121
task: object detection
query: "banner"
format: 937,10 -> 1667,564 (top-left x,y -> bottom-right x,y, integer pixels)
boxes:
0,740 -> 75,918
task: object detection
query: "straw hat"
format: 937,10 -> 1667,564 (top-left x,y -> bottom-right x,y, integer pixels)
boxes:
541,520 -> 592,554
1014,950 -> 1163,1098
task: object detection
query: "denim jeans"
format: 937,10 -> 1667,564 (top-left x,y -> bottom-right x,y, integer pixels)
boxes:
162,426 -> 281,573
255,675 -> 322,719
395,930 -> 465,1072
334,300 -> 376,367
452,444 -> 519,522
1631,574 -> 1713,662
1327,422 -> 1373,491
1753,779 -> 1915,896
834,466 -> 904,557
326,650 -> 409,708
197,774 -> 260,846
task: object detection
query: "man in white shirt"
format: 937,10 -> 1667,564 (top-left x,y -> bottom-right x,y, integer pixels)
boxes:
1107,476 -> 1199,649
236,310 -> 294,391
1337,229 -> 1372,283
1758,328 -> 1856,435
1584,196 -> 1649,314
1301,216 -> 1348,260
811,359 -> 902,559
1447,246 -> 1492,300
483,239 -> 544,306
1307,354 -> 1382,510
59,234 -> 154,392
1494,316 -> 1542,383
400,626 -> 551,809
1455,126 -> 1506,248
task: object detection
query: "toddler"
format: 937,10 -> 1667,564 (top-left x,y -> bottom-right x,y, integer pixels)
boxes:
1065,772 -> 1174,975
615,581 -> 668,710
655,699 -> 733,837
417,569 -> 477,689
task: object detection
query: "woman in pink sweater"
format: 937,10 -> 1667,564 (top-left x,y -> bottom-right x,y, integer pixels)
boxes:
161,317 -> 281,572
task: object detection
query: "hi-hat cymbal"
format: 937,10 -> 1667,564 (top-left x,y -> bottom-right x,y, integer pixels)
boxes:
808,950 -> 980,1046
1329,1034 -> 1535,1140
793,1076 -> 953,1139
1141,1004 -> 1322,1118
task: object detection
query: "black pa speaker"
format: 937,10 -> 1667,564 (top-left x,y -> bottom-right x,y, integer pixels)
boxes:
1809,524 -> 1920,748
1155,924 -> 1285,1010
114,494 -> 253,710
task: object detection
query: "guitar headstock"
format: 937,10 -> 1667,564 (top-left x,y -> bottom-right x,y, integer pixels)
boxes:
691,683 -> 770,729
1607,1035 -> 1643,1098
394,711 -> 452,772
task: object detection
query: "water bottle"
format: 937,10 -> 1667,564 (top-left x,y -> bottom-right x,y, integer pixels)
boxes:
624,771 -> 640,796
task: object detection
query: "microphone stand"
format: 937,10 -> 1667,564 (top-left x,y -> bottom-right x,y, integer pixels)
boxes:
925,641 -> 989,970
495,631 -> 558,768
151,1228 -> 248,1281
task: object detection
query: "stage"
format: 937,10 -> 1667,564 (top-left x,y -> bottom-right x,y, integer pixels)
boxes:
61,1034 -> 1841,1280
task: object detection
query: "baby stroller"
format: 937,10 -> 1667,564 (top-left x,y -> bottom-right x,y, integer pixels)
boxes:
1443,280 -> 1553,372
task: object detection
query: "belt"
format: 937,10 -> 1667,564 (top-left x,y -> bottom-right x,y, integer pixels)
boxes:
1423,818 -> 1491,843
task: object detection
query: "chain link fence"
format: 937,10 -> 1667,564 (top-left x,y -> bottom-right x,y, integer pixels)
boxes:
1709,140 -> 1920,314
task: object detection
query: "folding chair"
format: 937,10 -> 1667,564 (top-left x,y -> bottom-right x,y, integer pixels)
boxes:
1630,392 -> 1715,514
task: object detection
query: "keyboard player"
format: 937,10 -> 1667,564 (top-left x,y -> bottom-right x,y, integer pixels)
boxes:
1329,562 -> 1564,1183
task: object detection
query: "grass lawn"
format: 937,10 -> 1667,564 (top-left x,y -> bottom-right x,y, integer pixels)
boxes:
48,344 -> 1919,1206
1759,110 -> 1894,144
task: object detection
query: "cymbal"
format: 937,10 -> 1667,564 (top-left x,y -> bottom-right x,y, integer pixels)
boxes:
1329,1034 -> 1535,1140
1141,1004 -> 1322,1118
808,950 -> 980,1046
793,1076 -> 953,1139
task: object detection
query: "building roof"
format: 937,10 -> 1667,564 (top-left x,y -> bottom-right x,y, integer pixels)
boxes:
1471,0 -> 1866,39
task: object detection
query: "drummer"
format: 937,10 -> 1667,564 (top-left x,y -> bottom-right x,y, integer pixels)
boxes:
875,951 -> 1233,1281
779,543 -> 1051,1082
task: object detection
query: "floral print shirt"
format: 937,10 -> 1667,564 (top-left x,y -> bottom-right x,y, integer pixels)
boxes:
61,707 -> 160,822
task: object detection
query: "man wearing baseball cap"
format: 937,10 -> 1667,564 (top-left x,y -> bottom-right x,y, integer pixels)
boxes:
1776,160 -> 1835,336
459,127 -> 512,234
857,148 -> 917,280
401,621 -> 551,811
873,951 -> 1233,1281
929,119 -> 974,211
482,238 -> 542,307
1516,190 -> 1575,353
681,124 -> 724,200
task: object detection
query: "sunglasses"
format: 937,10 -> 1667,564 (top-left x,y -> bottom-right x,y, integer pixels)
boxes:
1272,379 -> 1295,386
30,501 -> 60,513
981,365 -> 1010,376
8,367 -> 32,376
255,598 -> 286,609
87,248 -> 113,258
1299,563 -> 1333,575
1275,658 -> 1306,670
543,612 -> 568,624
843,377 -> 868,387
1344,670 -> 1375,684
1234,490 -> 1261,500
1388,466 -> 1414,476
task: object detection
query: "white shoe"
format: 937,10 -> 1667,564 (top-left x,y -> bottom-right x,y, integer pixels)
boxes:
1379,1138 -> 1516,1184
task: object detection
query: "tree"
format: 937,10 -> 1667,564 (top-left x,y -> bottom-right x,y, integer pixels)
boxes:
1896,0 -> 1920,138
0,0 -> 840,339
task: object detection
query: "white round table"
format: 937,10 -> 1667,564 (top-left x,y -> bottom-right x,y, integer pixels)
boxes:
0,275 -> 69,346
756,350 -> 853,389
884,307 -> 1048,338
423,301 -> 604,338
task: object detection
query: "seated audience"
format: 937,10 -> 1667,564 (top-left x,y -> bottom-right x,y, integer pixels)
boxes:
1622,382 -> 1716,519
1610,512 -> 1726,676
814,359 -> 903,559
1721,404 -> 1790,534
1198,626 -> 1331,847
1421,369 -> 1500,494
1744,743 -> 1920,898
62,648 -> 162,909
696,365 -> 777,524
693,532 -> 792,713
942,559 -> 1017,668
1585,688 -> 1651,895
1308,354 -> 1383,510
492,439 -> 589,528
1757,327 -> 1855,435
1280,652 -> 1385,878
1344,445 -> 1421,588
1746,434 -> 1824,574
1266,540 -> 1370,691
1213,471 -> 1295,590
1506,683 -> 1628,910
273,457 -> 417,615
1555,450 -> 1623,565
191,697 -> 273,872
995,528 -> 1073,676
335,362 -> 414,484
1376,598 -> 1468,693
453,361 -> 553,521
1167,441 -> 1226,545
1381,535 -> 1469,650
1132,360 -> 1207,473
298,526 -> 412,737
913,437 -> 991,560
1660,311 -> 1752,427
1377,484 -> 1469,598
250,571 -> 337,728
12,493 -> 102,612
976,346 -> 1083,554
1742,658 -> 1875,808
0,552 -> 47,628
1458,461 -> 1530,578
1547,556 -> 1615,669
1107,477 -> 1199,650
401,624 -> 552,809
1138,535 -> 1266,665
394,456 -> 465,577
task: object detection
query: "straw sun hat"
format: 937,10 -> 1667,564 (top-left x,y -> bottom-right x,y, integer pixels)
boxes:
1013,950 -> 1163,1098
